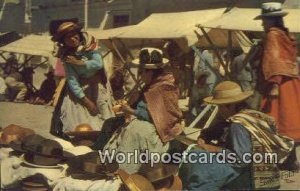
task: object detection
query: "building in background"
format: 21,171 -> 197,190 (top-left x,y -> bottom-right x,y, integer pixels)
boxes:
0,0 -> 287,34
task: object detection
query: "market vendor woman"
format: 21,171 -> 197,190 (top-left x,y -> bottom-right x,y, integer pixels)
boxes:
102,47 -> 183,173
50,21 -> 114,136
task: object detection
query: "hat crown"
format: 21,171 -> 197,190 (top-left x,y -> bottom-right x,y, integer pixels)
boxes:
75,123 -> 93,132
213,81 -> 243,99
262,2 -> 282,12
139,47 -> 163,65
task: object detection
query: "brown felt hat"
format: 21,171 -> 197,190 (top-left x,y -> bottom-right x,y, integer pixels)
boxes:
21,138 -> 74,167
66,151 -> 119,180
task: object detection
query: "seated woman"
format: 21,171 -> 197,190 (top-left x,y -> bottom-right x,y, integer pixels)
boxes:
102,47 -> 183,174
49,21 -> 114,136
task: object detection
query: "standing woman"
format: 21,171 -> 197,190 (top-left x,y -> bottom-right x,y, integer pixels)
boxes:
50,21 -> 114,135
255,3 -> 300,142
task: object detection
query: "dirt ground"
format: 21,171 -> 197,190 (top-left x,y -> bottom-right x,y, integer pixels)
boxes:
0,101 -> 300,190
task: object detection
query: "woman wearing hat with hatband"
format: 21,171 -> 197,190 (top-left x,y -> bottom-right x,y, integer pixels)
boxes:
102,47 -> 183,174
254,2 -> 300,142
179,81 -> 294,190
49,21 -> 114,135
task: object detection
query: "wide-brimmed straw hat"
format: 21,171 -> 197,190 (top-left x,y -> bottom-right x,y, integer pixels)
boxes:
204,81 -> 253,105
254,2 -> 288,20
67,152 -> 119,180
65,124 -> 99,137
51,21 -> 83,42
132,47 -> 169,69
118,169 -> 155,191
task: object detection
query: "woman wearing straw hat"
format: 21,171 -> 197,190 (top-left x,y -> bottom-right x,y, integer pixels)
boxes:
179,81 -> 294,190
102,47 -> 183,174
49,20 -> 114,135
254,2 -> 300,142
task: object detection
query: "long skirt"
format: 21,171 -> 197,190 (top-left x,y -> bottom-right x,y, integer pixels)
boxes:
54,80 -> 115,134
261,78 -> 300,141
103,119 -> 169,174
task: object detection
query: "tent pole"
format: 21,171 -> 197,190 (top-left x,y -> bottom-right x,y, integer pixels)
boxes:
116,38 -> 134,60
197,27 -> 230,78
110,38 -> 142,90
226,30 -> 232,72
0,52 -> 8,62
33,58 -> 49,69
102,50 -> 112,58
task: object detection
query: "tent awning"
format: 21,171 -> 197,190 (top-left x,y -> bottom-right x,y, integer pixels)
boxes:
88,9 -> 228,51
116,8 -> 226,47
87,25 -> 134,40
0,35 -> 54,57
198,8 -> 300,33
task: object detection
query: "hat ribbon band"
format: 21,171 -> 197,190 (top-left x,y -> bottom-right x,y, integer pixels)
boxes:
262,8 -> 282,14
213,87 -> 242,99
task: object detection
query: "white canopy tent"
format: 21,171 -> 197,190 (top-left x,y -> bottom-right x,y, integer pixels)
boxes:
198,8 -> 300,33
0,35 -> 54,58
87,9 -> 248,52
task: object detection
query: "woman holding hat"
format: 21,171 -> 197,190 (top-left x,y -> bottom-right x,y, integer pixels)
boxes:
50,20 -> 114,135
102,47 -> 183,173
254,2 -> 300,142
179,81 -> 294,190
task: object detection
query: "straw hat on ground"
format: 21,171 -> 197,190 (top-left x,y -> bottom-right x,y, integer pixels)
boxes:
254,2 -> 288,20
132,47 -> 169,69
204,81 -> 253,105
0,124 -> 35,145
117,169 -> 155,191
66,124 -> 100,146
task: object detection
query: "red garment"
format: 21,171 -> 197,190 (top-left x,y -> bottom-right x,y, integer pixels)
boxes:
261,27 -> 300,141
144,73 -> 183,142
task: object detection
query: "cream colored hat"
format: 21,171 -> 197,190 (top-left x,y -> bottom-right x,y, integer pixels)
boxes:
132,47 -> 169,69
204,81 -> 253,105
254,2 -> 288,20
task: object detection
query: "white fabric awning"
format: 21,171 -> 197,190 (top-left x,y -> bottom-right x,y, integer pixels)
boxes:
88,9 -> 227,51
116,8 -> 226,47
199,8 -> 300,33
0,35 -> 54,57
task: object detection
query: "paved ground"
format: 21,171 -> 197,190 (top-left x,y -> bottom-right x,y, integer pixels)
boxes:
0,102 -> 300,190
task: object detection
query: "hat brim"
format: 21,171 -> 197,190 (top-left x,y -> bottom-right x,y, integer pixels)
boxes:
65,131 -> 100,137
254,11 -> 288,20
204,91 -> 253,105
131,58 -> 169,69
118,169 -> 155,191
139,164 -> 178,183
20,154 -> 64,168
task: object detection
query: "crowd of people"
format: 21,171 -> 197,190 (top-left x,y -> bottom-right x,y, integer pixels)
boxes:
1,2 -> 300,190
0,53 -> 57,105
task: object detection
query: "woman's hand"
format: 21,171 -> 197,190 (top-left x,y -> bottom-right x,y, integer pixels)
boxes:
120,104 -> 135,115
82,97 -> 98,116
65,56 -> 85,65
